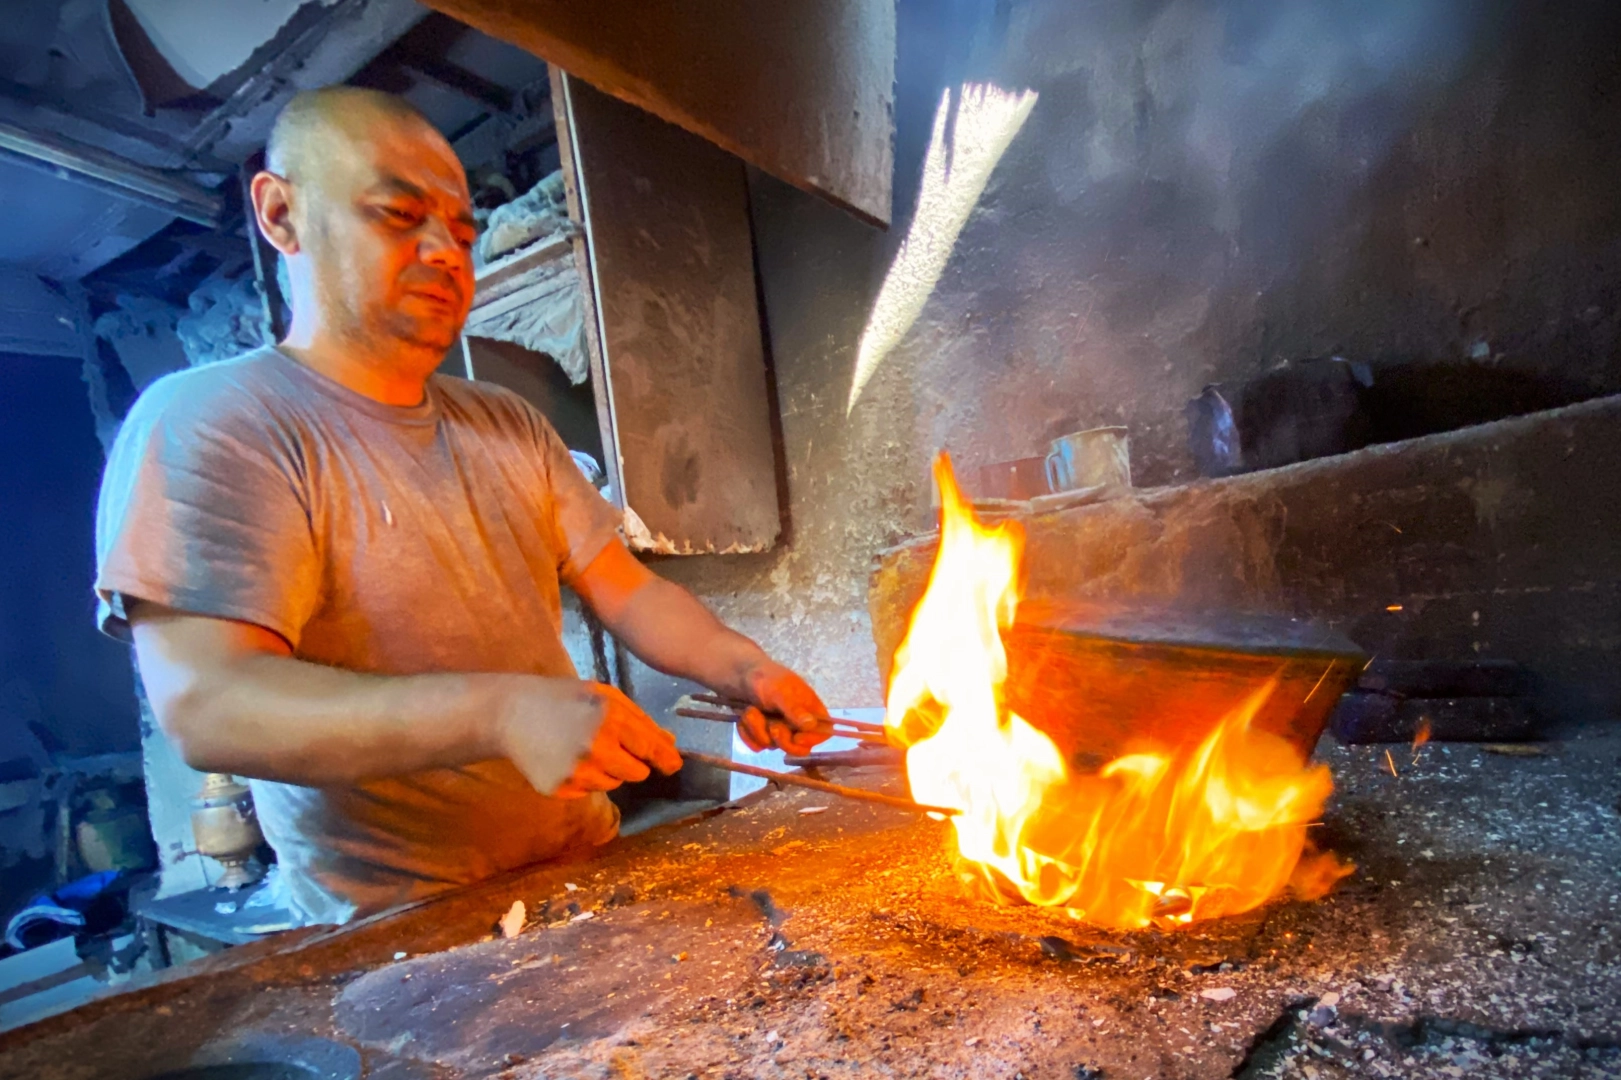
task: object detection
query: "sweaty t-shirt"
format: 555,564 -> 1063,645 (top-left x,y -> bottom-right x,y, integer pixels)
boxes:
95,347 -> 624,924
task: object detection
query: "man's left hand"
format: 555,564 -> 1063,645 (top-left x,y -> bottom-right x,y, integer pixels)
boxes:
733,661 -> 831,756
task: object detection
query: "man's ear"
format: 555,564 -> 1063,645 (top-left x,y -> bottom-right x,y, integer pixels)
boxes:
251,171 -> 300,257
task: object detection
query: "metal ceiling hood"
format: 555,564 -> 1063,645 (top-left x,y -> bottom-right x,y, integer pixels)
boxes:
0,119 -> 224,227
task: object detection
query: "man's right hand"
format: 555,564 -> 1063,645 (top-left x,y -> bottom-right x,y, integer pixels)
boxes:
497,679 -> 682,799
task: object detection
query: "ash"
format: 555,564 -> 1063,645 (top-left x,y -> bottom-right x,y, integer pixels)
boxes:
2,734 -> 1618,1080
510,734 -> 1621,1080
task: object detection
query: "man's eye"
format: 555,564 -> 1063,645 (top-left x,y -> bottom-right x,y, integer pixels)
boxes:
381,206 -> 418,224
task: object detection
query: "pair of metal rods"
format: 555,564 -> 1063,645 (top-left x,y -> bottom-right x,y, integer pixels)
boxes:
681,750 -> 953,816
688,692 -> 888,731
673,695 -> 953,816
677,693 -> 888,742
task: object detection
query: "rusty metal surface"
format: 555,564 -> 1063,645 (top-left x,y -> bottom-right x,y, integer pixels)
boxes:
4,735 -> 1620,1079
421,0 -> 895,227
998,603 -> 1365,768
564,77 -> 781,555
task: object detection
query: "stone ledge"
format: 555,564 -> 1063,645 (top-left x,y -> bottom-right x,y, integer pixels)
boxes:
871,395 -> 1621,722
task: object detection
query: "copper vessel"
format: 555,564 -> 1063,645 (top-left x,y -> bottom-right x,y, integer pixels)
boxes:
191,773 -> 264,889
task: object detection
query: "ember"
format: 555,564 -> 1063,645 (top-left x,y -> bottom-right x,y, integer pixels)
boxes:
884,455 -> 1351,929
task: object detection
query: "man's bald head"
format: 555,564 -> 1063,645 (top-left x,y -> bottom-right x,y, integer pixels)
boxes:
253,85 -> 476,383
267,86 -> 448,182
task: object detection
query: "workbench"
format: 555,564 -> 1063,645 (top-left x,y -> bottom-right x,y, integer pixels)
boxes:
1,735 -> 1618,1080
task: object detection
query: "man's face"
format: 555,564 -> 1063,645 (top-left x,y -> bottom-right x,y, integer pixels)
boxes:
297,116 -> 476,360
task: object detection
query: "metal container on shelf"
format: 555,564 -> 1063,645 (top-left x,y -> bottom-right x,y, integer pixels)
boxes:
190,773 -> 263,890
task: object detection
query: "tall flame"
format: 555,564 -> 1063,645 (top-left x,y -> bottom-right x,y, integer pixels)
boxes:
886,455 -> 1350,929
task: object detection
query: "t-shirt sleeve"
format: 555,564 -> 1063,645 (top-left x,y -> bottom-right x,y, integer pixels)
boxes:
95,378 -> 321,647
530,414 -> 624,585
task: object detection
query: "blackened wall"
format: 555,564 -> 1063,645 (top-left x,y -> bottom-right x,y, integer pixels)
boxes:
0,354 -> 139,758
646,0 -> 1621,709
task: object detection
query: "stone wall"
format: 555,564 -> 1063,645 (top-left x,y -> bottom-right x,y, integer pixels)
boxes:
644,0 -> 1621,714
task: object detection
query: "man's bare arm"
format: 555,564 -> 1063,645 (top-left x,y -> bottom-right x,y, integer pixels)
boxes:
129,602 -> 680,793
570,543 -> 831,754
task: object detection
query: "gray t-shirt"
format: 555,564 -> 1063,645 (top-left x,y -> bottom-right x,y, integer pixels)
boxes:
95,347 -> 624,924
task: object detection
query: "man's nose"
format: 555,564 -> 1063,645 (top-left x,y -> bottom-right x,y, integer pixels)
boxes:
418,215 -> 471,276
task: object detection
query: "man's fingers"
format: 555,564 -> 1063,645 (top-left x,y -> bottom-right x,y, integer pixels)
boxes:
755,671 -> 830,731
596,686 -> 684,774
590,736 -> 653,784
634,729 -> 682,775
564,760 -> 620,794
614,715 -> 683,775
767,720 -> 829,756
783,695 -> 830,730
575,761 -> 620,790
787,727 -> 830,755
738,706 -> 772,752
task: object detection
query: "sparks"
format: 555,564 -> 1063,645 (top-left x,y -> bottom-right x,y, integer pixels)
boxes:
1410,716 -> 1432,765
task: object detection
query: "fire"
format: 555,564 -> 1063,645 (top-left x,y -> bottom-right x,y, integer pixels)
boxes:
885,455 -> 1350,929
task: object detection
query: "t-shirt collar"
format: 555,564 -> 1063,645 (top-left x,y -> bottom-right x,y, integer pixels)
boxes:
268,347 -> 440,426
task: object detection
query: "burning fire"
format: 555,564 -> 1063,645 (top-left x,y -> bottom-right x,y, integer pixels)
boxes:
885,455 -> 1350,929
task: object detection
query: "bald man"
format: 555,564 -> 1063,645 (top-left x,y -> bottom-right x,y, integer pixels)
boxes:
94,87 -> 827,924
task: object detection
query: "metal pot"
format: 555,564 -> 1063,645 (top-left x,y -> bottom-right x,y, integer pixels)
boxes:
191,773 -> 263,889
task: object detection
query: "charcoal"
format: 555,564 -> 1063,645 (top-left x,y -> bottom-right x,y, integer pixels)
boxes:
1308,1005 -> 1338,1027
727,885 -> 789,926
1039,935 -> 1082,962
891,987 -> 925,1010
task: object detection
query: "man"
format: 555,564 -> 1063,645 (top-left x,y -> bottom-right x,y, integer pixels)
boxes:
95,87 -> 827,925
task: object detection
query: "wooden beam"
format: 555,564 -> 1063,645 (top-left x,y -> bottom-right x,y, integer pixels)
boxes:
397,58 -> 514,114
0,121 -> 223,227
420,0 -> 895,227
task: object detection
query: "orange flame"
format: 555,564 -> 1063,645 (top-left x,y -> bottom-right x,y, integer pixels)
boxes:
886,455 -> 1350,929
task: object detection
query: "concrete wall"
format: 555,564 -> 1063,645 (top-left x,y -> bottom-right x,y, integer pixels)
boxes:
644,0 -> 1621,711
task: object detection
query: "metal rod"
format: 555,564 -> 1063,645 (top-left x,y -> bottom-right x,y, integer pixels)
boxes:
674,706 -> 887,743
0,121 -> 224,226
782,748 -> 904,769
689,693 -> 888,734
682,751 -> 954,815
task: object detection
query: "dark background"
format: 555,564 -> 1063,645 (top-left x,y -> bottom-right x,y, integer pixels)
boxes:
0,353 -> 139,765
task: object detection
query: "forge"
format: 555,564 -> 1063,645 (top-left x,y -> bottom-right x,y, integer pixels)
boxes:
871,456 -> 1360,929
1,735 -> 1617,1080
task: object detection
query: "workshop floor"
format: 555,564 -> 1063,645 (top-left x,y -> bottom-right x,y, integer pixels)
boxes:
2,732 -> 1618,1080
